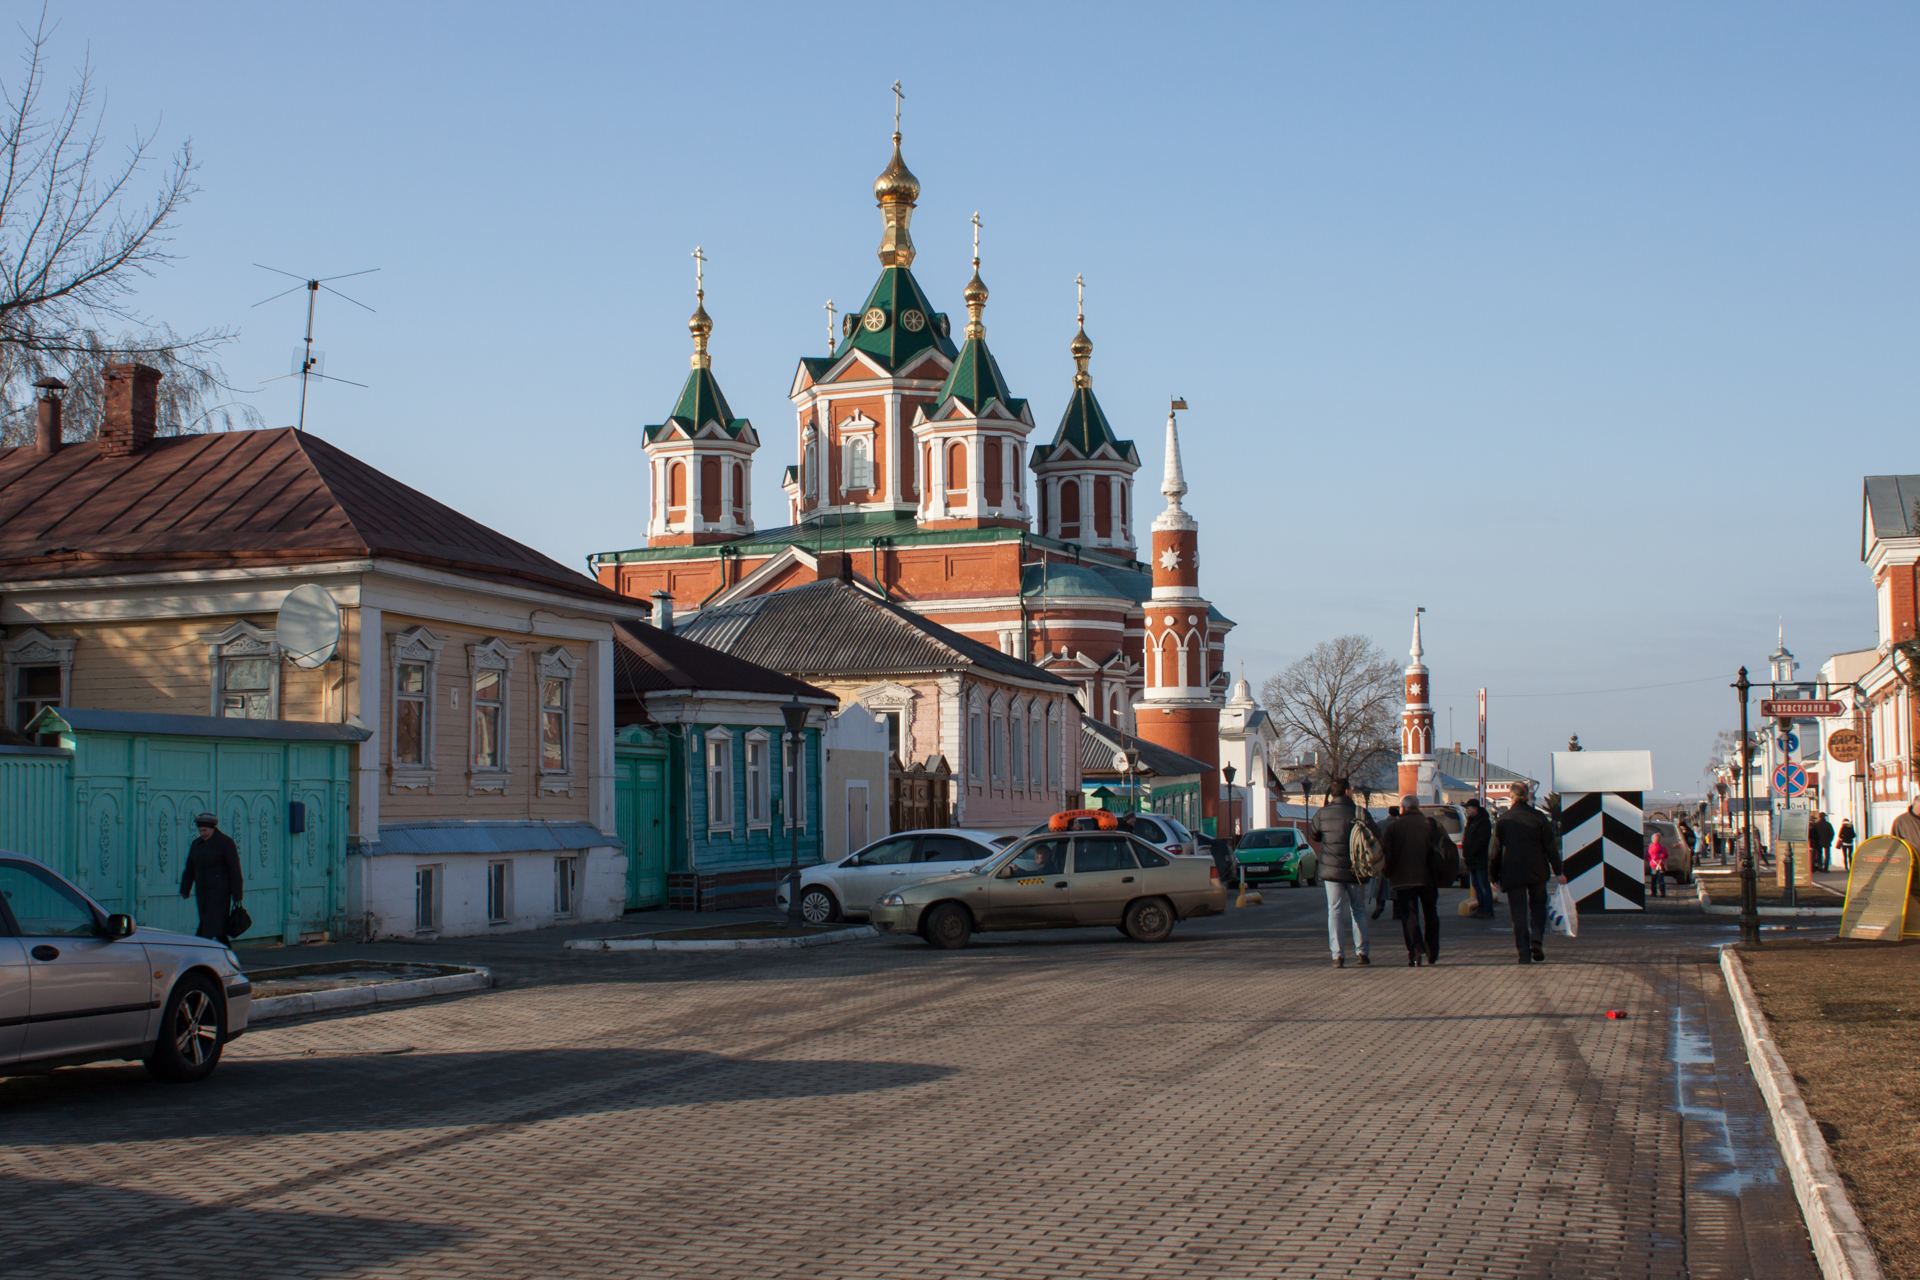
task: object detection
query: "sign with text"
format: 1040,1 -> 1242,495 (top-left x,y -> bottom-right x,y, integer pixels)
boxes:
1826,729 -> 1863,763
1838,835 -> 1915,940
1760,699 -> 1844,718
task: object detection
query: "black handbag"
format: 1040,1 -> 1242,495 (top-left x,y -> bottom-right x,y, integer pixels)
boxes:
225,904 -> 253,939
1426,820 -> 1460,886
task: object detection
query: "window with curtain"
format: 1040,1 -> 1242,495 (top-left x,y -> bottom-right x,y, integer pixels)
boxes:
1010,710 -> 1024,784
969,708 -> 984,779
708,735 -> 733,831
540,675 -> 569,772
472,669 -> 504,769
746,735 -> 769,826
395,661 -> 429,766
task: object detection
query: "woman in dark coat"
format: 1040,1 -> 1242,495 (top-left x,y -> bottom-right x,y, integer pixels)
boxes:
1379,797 -> 1441,966
180,813 -> 244,943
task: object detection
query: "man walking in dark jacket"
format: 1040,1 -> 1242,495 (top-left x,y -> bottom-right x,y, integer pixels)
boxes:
1308,777 -> 1377,968
1380,797 -> 1441,966
1490,782 -> 1564,964
180,813 -> 244,944
1808,811 -> 1835,873
1462,799 -> 1495,918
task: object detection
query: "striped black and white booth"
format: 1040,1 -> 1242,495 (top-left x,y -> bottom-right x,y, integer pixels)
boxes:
1549,750 -> 1654,913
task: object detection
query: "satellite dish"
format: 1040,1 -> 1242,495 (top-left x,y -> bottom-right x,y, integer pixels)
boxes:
1111,751 -> 1131,773
278,583 -> 341,669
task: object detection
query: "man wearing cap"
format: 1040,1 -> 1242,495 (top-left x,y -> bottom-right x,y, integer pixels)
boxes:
180,814 -> 245,944
1490,782 -> 1565,964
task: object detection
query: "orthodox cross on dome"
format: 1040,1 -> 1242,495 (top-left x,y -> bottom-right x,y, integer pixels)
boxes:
687,245 -> 712,370
1076,273 -> 1084,325
963,211 -> 989,340
893,79 -> 904,132
692,244 -> 705,292
823,299 -> 836,355
1071,273 -> 1093,388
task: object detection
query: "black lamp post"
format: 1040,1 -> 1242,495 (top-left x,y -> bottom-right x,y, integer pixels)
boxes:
1735,667 -> 1760,946
1221,762 -> 1237,840
782,694 -> 809,926
1124,746 -> 1141,816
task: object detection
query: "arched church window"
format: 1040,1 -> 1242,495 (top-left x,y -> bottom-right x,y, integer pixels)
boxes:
946,441 -> 968,497
803,443 -> 818,502
848,437 -> 872,490
700,457 -> 721,522
984,437 -> 1003,507
1094,477 -> 1112,539
1037,481 -> 1050,534
731,462 -> 744,520
668,461 -> 687,522
1059,479 -> 1081,540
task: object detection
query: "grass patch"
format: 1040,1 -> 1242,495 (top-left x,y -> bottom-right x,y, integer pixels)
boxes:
1741,939 -> 1920,1275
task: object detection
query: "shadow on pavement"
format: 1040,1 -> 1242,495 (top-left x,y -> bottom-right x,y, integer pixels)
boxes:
0,1047 -> 955,1146
0,1171 -> 456,1274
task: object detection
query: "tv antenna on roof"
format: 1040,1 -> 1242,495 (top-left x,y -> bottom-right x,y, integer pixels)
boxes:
252,264 -> 379,430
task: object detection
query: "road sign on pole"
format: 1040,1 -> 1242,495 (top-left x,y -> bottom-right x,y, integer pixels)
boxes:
1760,699 -> 1843,718
1772,762 -> 1807,797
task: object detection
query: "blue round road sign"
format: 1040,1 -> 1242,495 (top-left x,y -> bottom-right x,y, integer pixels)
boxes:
1779,733 -> 1799,753
1772,763 -> 1807,796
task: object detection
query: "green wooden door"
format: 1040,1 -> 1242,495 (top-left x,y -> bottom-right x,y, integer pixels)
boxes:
218,745 -> 285,942
618,752 -> 667,909
142,740 -> 215,935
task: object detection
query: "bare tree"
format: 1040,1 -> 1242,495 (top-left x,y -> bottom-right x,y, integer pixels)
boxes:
0,12 -> 256,444
1260,634 -> 1402,786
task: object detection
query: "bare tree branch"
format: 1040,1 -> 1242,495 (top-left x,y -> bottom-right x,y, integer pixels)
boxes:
1260,634 -> 1403,789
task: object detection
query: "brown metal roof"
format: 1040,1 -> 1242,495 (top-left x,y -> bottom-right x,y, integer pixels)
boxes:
0,429 -> 621,603
613,620 -> 835,701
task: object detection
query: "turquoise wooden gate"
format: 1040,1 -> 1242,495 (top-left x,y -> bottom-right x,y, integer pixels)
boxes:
616,727 -> 669,910
7,709 -> 364,944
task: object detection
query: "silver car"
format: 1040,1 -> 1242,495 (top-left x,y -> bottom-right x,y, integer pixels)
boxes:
1,853 -> 251,1081
775,828 -> 1005,923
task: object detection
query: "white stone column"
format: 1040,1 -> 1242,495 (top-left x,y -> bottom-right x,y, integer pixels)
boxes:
886,393 -> 902,503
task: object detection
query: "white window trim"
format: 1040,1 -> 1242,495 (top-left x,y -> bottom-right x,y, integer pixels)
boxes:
706,727 -> 736,835
854,680 -> 916,765
840,412 -> 877,496
745,727 -> 772,831
389,626 -> 445,793
536,645 -> 583,792
4,627 -> 77,731
554,854 -> 579,917
467,637 -> 517,793
414,862 -> 443,934
989,691 -> 1006,786
1010,696 -> 1026,788
1046,701 -> 1062,792
486,859 -> 513,925
201,620 -> 280,720
781,730 -> 809,831
967,691 -> 986,783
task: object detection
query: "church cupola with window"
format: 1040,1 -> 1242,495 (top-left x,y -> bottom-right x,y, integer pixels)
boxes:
1030,277 -> 1139,552
911,215 -> 1035,530
644,249 -> 759,547
787,102 -> 960,525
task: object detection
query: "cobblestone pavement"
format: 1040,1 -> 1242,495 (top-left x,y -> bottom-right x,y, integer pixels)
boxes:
0,887 -> 1819,1279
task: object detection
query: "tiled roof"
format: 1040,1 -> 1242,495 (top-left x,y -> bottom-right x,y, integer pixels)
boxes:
0,429 -> 622,603
934,335 -> 1026,418
676,579 -> 1074,689
1080,717 -> 1211,779
613,620 -> 833,701
645,367 -> 752,443
1022,560 -> 1236,627
833,267 -> 957,371
1033,386 -> 1136,467
1862,475 -> 1920,558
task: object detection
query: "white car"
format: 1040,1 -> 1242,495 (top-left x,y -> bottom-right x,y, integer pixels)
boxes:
775,829 -> 1004,923
2,852 -> 252,1081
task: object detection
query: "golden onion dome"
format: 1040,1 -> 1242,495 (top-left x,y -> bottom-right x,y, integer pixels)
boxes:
874,133 -> 920,206
688,296 -> 712,368
963,267 -> 989,309
1070,324 -> 1093,360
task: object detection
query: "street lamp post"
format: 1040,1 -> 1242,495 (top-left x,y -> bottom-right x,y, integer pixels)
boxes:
1222,762 -> 1237,840
1735,667 -> 1760,946
1124,746 -> 1141,816
782,695 -> 809,927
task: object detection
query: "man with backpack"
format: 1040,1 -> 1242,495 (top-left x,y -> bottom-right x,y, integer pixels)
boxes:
1308,777 -> 1378,969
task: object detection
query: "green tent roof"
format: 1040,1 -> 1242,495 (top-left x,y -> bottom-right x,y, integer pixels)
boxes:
834,266 -> 957,372
1033,386 -> 1136,465
645,366 -> 752,443
934,335 -> 1027,418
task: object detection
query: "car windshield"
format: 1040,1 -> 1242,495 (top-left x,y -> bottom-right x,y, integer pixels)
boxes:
1239,830 -> 1294,849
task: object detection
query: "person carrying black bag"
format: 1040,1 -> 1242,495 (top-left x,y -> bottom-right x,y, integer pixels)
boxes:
180,813 -> 245,944
1380,796 -> 1446,966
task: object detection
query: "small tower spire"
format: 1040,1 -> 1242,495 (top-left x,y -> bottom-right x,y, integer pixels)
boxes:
873,83 -> 920,269
1410,606 -> 1425,660
1071,273 -> 1093,389
963,212 -> 988,340
688,246 -> 712,370
1153,398 -> 1194,531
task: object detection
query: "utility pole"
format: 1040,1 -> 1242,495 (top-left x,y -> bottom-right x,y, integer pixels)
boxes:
1735,667 -> 1760,946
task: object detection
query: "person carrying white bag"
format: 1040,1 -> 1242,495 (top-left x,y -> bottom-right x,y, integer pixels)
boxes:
1488,781 -> 1568,964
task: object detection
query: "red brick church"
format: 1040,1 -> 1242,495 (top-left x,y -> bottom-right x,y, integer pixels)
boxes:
590,121 -> 1236,824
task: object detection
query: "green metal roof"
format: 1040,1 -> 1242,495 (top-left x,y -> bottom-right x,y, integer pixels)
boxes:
1033,386 -> 1136,466
834,267 -> 957,372
934,335 -> 1026,418
644,366 -> 752,443
1020,559 -> 1235,627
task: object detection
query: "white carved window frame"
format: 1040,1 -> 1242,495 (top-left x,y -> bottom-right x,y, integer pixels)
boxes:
744,727 -> 772,831
536,645 -> 583,793
467,638 -> 516,793
1009,695 -> 1026,788
967,687 -> 986,783
3,627 -> 77,731
854,681 -> 915,766
1046,699 -> 1063,792
706,726 -> 735,835
389,626 -> 445,792
201,621 -> 280,720
839,412 -> 877,496
781,728 -> 809,831
988,690 -> 1007,786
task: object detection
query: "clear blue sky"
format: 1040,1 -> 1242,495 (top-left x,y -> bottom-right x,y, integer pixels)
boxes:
41,2 -> 1919,795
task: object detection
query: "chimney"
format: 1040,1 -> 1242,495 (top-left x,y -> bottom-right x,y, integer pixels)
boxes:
33,377 -> 65,454
650,590 -> 674,634
98,363 -> 164,458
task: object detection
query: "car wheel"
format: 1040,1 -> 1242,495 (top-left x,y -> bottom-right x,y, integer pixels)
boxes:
1123,897 -> 1176,943
798,886 -> 839,925
923,903 -> 972,950
145,973 -> 225,1083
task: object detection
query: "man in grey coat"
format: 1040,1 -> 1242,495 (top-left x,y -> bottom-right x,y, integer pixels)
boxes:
1308,777 -> 1377,968
1490,782 -> 1565,964
180,814 -> 244,944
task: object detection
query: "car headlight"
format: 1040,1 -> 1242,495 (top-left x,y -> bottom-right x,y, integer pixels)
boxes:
879,893 -> 906,907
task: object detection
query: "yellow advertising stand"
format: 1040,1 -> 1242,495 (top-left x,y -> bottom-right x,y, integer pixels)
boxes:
1838,835 -> 1915,940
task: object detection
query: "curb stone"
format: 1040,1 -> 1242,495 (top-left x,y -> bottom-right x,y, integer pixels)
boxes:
565,926 -> 879,952
1697,880 -> 1843,918
1718,945 -> 1885,1280
248,967 -> 492,1022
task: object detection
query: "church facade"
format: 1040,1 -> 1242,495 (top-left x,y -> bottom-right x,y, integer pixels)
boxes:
589,124 -> 1234,827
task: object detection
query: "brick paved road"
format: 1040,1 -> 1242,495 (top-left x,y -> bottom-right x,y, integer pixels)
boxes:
0,887 -> 1819,1279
